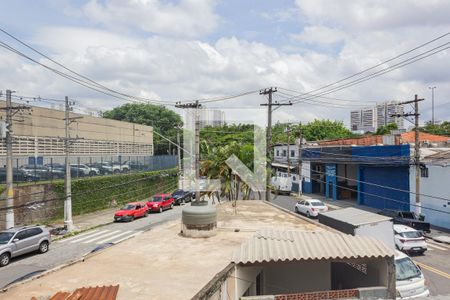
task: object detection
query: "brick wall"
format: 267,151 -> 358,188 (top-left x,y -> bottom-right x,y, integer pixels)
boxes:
275,289 -> 358,300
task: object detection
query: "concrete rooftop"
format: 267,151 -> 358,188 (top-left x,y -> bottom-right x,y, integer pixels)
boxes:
0,200 -> 322,300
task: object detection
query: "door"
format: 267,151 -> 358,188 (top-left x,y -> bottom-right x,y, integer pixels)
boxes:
27,228 -> 43,251
12,230 -> 34,256
303,201 -> 310,214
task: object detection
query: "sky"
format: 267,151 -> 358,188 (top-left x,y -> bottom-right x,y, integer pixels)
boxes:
0,0 -> 449,127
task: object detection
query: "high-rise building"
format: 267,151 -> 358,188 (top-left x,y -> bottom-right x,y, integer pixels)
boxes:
350,101 -> 404,133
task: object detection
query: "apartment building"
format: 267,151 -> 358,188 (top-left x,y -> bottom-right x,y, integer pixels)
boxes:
350,101 -> 404,132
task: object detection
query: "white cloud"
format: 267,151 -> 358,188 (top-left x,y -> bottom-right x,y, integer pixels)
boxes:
82,0 -> 219,38
290,26 -> 346,45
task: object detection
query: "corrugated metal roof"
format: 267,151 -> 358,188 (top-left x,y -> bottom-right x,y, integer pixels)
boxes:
232,229 -> 394,264
319,207 -> 392,226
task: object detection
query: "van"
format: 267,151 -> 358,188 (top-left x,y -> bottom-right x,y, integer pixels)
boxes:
395,250 -> 429,299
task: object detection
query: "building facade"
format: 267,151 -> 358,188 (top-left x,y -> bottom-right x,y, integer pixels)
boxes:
351,101 -> 404,132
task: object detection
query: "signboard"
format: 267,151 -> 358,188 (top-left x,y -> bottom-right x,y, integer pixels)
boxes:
28,156 -> 44,165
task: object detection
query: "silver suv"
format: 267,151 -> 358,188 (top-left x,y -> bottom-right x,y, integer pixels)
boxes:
0,225 -> 51,267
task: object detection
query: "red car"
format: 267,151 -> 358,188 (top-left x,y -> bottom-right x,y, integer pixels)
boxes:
114,201 -> 148,222
146,194 -> 174,213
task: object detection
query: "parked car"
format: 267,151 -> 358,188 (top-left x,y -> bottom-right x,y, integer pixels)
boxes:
294,199 -> 328,218
114,202 -> 148,222
395,250 -> 430,298
44,163 -> 65,179
70,164 -> 100,176
172,189 -> 194,205
393,224 -> 427,255
0,225 -> 51,267
86,163 -> 111,175
0,168 -> 39,182
146,194 -> 174,213
19,164 -> 53,180
101,162 -> 130,174
378,209 -> 431,233
122,161 -> 146,171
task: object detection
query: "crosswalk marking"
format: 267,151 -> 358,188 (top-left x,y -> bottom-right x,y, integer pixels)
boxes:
68,230 -> 111,244
113,231 -> 144,245
426,239 -> 449,251
95,230 -> 133,244
58,229 -> 101,243
81,230 -> 122,244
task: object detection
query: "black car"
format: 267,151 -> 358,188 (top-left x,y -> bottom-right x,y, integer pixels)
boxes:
19,165 -> 54,180
171,189 -> 194,205
0,168 -> 40,183
378,209 -> 431,233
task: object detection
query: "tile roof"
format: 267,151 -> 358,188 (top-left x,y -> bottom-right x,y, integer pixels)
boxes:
231,229 -> 394,265
400,131 -> 449,143
32,285 -> 120,300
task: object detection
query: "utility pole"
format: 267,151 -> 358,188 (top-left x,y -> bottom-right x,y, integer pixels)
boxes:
285,126 -> 291,176
5,90 -> 14,229
392,95 -> 424,215
428,86 -> 436,125
175,100 -> 201,201
297,125 -> 303,196
260,87 -> 292,202
63,97 -> 82,231
0,90 -> 30,229
177,126 -> 182,189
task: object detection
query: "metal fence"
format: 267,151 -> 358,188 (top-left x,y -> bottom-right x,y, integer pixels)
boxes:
0,155 -> 178,185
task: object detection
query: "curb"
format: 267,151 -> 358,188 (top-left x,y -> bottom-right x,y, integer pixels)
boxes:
424,234 -> 450,245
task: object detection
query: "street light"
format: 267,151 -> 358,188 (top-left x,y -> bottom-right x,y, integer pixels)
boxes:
428,86 -> 436,125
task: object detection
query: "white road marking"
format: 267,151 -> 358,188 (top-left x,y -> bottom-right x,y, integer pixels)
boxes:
57,229 -> 101,243
112,231 -> 143,244
68,230 -> 110,244
95,230 -> 133,244
81,230 -> 122,244
426,239 -> 449,251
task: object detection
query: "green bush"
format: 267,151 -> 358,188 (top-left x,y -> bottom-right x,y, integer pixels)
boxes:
51,168 -> 178,217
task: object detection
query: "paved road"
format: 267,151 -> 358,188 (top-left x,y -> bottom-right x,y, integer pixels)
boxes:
272,194 -> 450,297
0,205 -> 183,289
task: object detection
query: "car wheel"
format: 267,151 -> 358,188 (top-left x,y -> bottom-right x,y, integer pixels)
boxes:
170,203 -> 174,209
144,212 -> 148,217
38,241 -> 49,254
0,253 -> 10,267
129,216 -> 135,222
89,171 -> 96,176
123,168 -> 129,173
159,206 -> 163,213
306,211 -> 311,218
114,169 -> 120,174
294,206 -> 299,213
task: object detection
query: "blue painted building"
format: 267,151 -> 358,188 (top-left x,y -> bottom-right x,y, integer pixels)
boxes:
301,144 -> 411,211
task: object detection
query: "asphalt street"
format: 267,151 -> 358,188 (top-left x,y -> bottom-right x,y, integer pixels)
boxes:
272,194 -> 450,297
0,205 -> 183,289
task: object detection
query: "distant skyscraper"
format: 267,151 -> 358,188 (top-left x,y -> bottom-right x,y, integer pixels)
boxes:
350,101 -> 404,132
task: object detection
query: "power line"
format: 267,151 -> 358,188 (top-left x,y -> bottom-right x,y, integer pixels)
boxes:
287,43 -> 450,105
278,32 -> 449,104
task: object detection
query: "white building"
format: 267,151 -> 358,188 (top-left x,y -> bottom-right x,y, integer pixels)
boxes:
351,101 -> 404,132
409,150 -> 450,230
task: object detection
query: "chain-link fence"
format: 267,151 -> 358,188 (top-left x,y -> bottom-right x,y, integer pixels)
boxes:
0,154 -> 177,185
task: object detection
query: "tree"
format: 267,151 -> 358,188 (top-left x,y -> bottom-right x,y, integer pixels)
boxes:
103,103 -> 182,155
421,121 -> 450,136
375,122 -> 398,135
272,120 -> 355,144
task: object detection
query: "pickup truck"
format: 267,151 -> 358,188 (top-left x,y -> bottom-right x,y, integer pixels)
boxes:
377,209 -> 431,233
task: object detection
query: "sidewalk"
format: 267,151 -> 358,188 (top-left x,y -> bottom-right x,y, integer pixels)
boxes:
48,207 -> 117,238
294,192 -> 450,245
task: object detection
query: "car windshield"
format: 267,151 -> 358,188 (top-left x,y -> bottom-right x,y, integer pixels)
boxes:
402,212 -> 416,219
122,204 -> 136,210
152,196 -> 163,202
311,201 -> 324,207
395,257 -> 422,281
400,231 -> 422,239
0,232 -> 14,244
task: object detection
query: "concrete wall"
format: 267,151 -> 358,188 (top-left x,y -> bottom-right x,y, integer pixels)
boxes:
263,261 -> 331,295
354,221 -> 395,250
410,165 -> 450,229
331,259 -> 389,290
235,266 -> 262,298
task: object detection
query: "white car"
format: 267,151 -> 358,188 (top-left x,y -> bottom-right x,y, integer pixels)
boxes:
395,250 -> 430,299
394,224 -> 427,255
294,199 -> 328,218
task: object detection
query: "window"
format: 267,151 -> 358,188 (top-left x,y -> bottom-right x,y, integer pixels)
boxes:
292,176 -> 296,181
420,167 -> 429,178
282,150 -> 287,157
29,228 -> 43,237
15,229 -> 33,240
276,150 -> 279,156
291,150 -> 295,157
